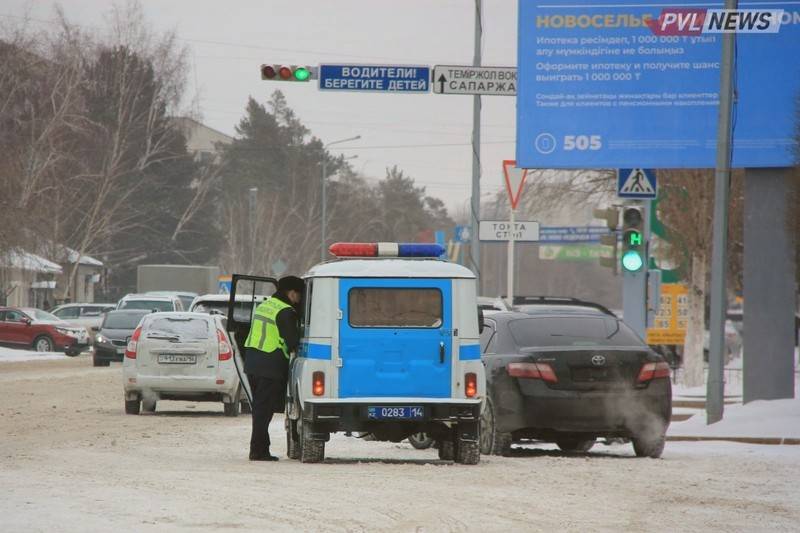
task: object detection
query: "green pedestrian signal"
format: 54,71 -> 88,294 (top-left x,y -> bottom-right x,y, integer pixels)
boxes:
621,206 -> 645,273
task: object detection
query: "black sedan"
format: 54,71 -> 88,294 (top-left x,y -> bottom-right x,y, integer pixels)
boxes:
480,311 -> 672,458
91,310 -> 150,367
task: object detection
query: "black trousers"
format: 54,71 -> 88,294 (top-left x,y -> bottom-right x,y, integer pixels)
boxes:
247,374 -> 286,456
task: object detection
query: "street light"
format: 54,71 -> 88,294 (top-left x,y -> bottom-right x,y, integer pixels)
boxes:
322,135 -> 361,261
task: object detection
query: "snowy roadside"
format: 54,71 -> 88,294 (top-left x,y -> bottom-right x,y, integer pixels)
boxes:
0,346 -> 69,362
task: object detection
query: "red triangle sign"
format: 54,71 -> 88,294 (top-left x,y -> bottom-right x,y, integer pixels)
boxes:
503,160 -> 528,210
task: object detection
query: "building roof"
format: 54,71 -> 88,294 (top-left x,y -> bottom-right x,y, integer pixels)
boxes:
56,246 -> 103,267
305,259 -> 475,279
0,250 -> 63,274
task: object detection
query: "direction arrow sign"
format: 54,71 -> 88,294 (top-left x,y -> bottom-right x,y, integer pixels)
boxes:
503,160 -> 528,210
617,168 -> 657,199
432,65 -> 516,96
319,64 -> 430,93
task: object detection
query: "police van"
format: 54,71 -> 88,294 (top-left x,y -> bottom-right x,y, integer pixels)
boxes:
226,242 -> 485,464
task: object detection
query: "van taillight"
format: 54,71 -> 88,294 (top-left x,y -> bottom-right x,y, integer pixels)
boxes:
507,362 -> 558,383
637,361 -> 671,383
125,327 -> 142,359
312,371 -> 325,396
465,372 -> 478,398
217,329 -> 232,361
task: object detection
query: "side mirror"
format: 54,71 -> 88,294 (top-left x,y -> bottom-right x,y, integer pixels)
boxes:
90,326 -> 99,333
24,318 -> 32,326
478,307 -> 485,334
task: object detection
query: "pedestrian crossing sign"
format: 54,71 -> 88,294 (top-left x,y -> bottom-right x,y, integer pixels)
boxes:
617,168 -> 657,199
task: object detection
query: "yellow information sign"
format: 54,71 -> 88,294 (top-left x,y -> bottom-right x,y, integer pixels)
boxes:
646,283 -> 688,345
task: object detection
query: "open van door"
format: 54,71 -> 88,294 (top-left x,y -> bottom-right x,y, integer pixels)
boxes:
226,274 -> 278,407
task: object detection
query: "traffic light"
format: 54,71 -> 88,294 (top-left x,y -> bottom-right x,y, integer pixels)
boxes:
621,206 -> 645,272
260,64 -> 314,82
593,207 -> 619,273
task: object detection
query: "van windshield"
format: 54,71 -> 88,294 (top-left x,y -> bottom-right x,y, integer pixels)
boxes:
348,288 -> 442,328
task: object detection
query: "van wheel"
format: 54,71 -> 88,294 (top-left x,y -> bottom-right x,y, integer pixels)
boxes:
480,397 -> 512,456
299,420 -> 325,463
556,438 -> 595,453
408,432 -> 434,450
286,417 -> 302,460
33,335 -> 54,352
456,438 -> 480,465
224,387 -> 241,417
142,399 -> 157,413
438,439 -> 455,461
125,399 -> 140,415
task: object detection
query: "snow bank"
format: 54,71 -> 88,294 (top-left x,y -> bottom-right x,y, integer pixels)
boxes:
669,394 -> 800,439
0,346 -> 68,363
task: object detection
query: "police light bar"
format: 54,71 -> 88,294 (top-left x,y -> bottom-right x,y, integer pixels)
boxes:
329,242 -> 445,258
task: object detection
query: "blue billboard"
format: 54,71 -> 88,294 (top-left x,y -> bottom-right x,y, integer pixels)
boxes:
517,1 -> 800,169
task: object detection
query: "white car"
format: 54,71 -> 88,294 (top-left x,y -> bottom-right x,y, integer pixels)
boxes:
189,293 -> 268,321
122,312 -> 243,416
49,303 -> 116,338
117,294 -> 184,313
145,291 -> 198,312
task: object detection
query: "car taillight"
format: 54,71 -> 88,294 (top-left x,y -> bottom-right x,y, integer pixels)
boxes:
125,327 -> 142,359
506,362 -> 558,383
217,329 -> 232,361
465,372 -> 477,398
637,361 -> 671,383
312,371 -> 325,396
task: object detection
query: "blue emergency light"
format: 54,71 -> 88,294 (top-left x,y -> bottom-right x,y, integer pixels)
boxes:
329,242 -> 445,258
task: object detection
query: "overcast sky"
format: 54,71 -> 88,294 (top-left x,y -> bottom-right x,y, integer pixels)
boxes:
3,0 -> 519,214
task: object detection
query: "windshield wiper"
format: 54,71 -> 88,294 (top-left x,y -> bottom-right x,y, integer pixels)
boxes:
146,332 -> 181,341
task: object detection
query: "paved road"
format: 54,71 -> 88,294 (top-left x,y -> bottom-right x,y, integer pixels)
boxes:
2,356 -> 798,532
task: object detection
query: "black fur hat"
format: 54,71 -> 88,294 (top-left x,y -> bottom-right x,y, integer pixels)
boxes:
278,275 -> 304,293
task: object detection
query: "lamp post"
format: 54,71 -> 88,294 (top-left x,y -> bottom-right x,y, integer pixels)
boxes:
322,135 -> 360,261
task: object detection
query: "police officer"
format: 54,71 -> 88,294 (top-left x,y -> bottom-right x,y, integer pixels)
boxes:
244,275 -> 303,461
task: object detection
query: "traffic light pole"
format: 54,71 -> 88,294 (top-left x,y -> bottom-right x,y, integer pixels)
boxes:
707,0 -> 737,425
469,0 -> 483,291
622,201 -> 650,339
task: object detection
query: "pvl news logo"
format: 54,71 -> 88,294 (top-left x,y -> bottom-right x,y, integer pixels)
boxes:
646,8 -> 784,35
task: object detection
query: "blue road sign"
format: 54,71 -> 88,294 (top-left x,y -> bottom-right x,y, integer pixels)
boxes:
618,168 -> 657,199
454,225 -> 472,243
539,226 -> 610,244
516,1 -> 800,169
319,65 -> 430,93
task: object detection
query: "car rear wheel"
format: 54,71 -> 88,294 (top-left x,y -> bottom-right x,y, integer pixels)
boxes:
286,417 -> 301,460
632,434 -> 666,458
480,397 -> 512,456
142,399 -> 157,413
125,398 -> 141,415
556,438 -> 595,453
299,418 -> 325,463
224,387 -> 241,417
33,335 -> 54,352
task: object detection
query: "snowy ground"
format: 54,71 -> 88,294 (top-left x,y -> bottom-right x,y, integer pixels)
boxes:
0,346 -> 70,362
1,357 -> 799,532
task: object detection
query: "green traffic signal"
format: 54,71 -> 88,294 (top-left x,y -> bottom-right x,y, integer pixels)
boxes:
293,67 -> 310,81
621,250 -> 644,272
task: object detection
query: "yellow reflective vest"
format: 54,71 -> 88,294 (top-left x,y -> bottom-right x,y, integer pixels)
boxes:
244,297 -> 292,359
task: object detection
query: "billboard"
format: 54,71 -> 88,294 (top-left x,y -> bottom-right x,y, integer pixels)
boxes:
516,1 -> 800,169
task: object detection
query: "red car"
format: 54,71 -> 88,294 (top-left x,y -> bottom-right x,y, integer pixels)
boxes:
0,307 -> 89,355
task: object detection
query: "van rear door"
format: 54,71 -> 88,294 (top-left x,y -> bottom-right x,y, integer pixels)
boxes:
338,279 -> 452,398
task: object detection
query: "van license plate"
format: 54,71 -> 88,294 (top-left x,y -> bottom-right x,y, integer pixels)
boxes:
367,406 -> 424,420
158,354 -> 196,364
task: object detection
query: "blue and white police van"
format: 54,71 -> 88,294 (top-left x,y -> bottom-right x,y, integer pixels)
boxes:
226,242 -> 485,464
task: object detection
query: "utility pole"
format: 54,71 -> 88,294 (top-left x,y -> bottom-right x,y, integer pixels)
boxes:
470,0 -> 483,291
248,187 -> 257,272
321,135 -> 361,262
707,0 -> 737,424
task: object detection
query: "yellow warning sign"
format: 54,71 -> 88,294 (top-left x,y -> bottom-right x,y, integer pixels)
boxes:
646,283 -> 688,345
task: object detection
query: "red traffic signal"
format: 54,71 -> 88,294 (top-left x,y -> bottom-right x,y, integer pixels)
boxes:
260,64 -> 313,82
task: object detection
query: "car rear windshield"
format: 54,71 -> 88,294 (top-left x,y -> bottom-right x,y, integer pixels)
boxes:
145,317 -> 210,340
508,317 -> 644,348
349,288 -> 442,328
103,313 -> 145,329
120,300 -> 174,312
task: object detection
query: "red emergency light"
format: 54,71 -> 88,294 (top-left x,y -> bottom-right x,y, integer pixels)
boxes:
328,242 -> 445,258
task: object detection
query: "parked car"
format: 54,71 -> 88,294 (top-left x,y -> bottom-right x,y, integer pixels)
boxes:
189,293 -> 268,320
116,294 -> 184,312
92,310 -> 151,367
477,296 -> 511,315
122,312 -> 243,416
0,307 -> 90,355
480,308 -> 672,458
50,303 -> 116,340
145,291 -> 198,312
